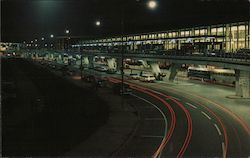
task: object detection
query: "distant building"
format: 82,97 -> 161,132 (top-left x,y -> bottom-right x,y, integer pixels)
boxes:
0,42 -> 21,52
79,21 -> 250,52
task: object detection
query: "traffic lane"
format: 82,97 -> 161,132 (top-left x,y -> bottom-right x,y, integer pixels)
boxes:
143,81 -> 249,157
182,102 -> 224,157
138,87 -> 224,157
108,78 -> 227,157
114,92 -> 167,157
113,82 -> 190,157
39,63 -> 249,156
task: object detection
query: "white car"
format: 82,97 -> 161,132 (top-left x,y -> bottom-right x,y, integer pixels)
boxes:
139,74 -> 156,82
94,66 -> 108,72
129,73 -> 140,80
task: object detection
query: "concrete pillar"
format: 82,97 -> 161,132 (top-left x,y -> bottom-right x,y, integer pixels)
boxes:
83,57 -> 89,65
150,63 -> 161,75
235,70 -> 250,98
139,60 -> 149,68
116,58 -> 123,72
88,56 -> 94,68
169,63 -> 182,82
107,58 -> 117,70
150,63 -> 162,80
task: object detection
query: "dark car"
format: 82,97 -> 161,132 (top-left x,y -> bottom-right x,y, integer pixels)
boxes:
106,69 -> 117,74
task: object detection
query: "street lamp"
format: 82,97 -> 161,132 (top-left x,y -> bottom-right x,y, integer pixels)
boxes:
65,29 -> 70,51
95,21 -> 101,26
119,0 -> 158,95
41,37 -> 45,41
50,34 -> 54,50
147,0 -> 157,10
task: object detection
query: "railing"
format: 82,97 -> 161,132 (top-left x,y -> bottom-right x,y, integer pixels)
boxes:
81,49 -> 250,62
23,48 -> 250,63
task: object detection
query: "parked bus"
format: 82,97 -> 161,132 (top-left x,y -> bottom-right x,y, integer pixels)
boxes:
187,67 -> 235,85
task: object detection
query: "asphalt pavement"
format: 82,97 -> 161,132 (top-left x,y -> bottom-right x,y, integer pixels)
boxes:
3,58 -> 249,157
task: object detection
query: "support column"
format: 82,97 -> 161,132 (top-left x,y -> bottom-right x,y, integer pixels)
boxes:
169,63 -> 182,82
235,70 -> 250,98
116,58 -> 123,72
149,62 -> 162,80
139,60 -> 149,68
107,58 -> 117,70
88,56 -> 94,68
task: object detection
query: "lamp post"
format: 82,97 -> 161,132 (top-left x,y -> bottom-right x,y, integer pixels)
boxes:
50,34 -> 54,50
120,0 -> 158,95
65,29 -> 70,51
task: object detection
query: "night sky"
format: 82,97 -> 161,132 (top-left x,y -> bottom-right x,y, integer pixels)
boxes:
1,0 -> 249,42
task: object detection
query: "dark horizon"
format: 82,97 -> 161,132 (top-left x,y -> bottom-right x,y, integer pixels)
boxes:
1,0 -> 249,43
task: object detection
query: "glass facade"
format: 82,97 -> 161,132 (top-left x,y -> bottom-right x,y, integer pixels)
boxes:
81,21 -> 250,52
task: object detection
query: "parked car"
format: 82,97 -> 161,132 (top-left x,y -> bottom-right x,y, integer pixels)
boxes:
106,68 -> 117,74
94,66 -> 108,72
139,74 -> 156,82
129,73 -> 140,80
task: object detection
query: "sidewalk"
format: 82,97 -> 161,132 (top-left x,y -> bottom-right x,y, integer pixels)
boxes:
60,75 -> 139,156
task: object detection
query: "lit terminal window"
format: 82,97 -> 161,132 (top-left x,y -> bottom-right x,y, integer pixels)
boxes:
211,28 -> 217,35
239,25 -> 246,40
184,31 -> 189,36
180,31 -> 185,37
172,32 -> 177,37
200,29 -> 207,35
217,27 -> 224,35
195,30 -> 200,36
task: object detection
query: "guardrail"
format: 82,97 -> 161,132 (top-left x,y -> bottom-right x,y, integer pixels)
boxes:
22,49 -> 250,64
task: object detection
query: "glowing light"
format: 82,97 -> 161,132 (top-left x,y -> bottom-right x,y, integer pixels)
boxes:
96,21 -> 101,26
66,29 -> 70,34
50,34 -> 54,38
148,0 -> 157,9
41,37 -> 45,40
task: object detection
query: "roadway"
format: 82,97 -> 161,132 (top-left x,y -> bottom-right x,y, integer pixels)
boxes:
49,59 -> 250,157
79,65 -> 250,157
107,76 -> 250,157
10,57 -> 250,157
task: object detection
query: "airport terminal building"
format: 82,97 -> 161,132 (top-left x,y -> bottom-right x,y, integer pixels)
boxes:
80,21 -> 250,53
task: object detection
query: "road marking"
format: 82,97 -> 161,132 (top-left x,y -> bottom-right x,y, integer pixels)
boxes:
186,102 -> 197,109
214,123 -> 222,136
201,111 -> 212,120
171,96 -> 180,101
130,93 -> 168,158
145,118 -> 164,121
141,135 -> 163,138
